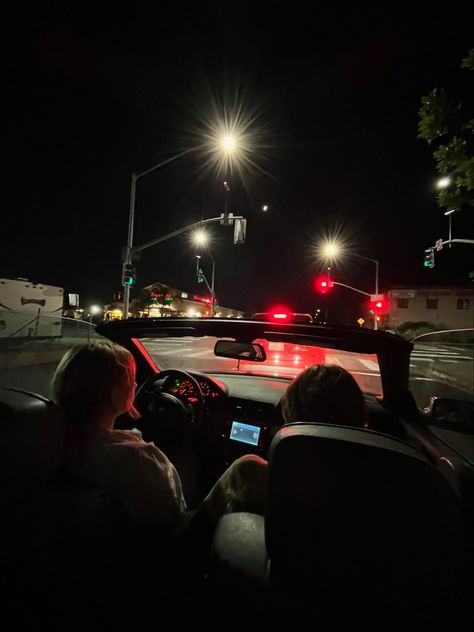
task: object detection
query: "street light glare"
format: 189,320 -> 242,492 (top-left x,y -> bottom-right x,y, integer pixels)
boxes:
323,242 -> 340,258
222,135 -> 236,152
90,305 -> 101,315
437,176 -> 452,189
193,230 -> 208,245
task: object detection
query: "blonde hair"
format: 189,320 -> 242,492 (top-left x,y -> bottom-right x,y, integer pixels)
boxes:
52,340 -> 139,426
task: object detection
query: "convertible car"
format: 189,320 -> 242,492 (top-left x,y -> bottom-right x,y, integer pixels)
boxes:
1,316 -> 472,629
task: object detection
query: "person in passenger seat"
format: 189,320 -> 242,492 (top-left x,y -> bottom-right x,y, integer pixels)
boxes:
280,364 -> 368,427
52,341 -> 268,536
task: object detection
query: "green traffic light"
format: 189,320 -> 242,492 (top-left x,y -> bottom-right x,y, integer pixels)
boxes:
423,261 -> 430,267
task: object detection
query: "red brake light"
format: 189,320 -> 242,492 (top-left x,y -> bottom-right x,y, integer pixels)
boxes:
272,312 -> 288,320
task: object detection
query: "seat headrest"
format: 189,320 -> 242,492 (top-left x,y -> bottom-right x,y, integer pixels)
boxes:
0,388 -> 66,502
266,422 -> 465,588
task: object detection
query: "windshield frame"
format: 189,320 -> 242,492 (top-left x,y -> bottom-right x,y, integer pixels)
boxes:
97,318 -> 413,405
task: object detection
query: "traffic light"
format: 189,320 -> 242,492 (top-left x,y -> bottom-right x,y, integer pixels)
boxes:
197,268 -> 204,284
314,276 -> 333,294
424,248 -> 435,269
368,297 -> 386,316
122,263 -> 136,286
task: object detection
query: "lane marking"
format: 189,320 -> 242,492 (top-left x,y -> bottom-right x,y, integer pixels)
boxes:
358,359 -> 379,371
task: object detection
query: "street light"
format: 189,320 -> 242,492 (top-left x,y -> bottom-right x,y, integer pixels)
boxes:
320,241 -> 380,330
436,176 -> 452,189
122,136 -> 240,319
444,208 -> 458,248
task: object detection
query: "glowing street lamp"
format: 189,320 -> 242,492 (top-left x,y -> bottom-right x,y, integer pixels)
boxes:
318,240 -> 381,330
436,176 -> 452,189
123,135 -> 241,319
322,242 -> 341,258
193,230 -> 208,246
222,135 -> 236,152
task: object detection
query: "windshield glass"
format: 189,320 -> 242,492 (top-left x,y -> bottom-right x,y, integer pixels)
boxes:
409,328 -> 474,462
138,335 -> 383,396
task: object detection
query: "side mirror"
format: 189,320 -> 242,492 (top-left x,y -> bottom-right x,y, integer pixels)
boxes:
214,340 -> 266,362
425,396 -> 474,427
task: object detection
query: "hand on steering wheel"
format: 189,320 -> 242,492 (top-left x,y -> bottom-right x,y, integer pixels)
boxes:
134,369 -> 205,447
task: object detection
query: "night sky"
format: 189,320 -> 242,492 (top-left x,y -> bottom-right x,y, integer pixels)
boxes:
2,3 -> 473,323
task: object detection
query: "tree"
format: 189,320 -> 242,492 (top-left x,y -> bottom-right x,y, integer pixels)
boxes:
418,49 -> 474,213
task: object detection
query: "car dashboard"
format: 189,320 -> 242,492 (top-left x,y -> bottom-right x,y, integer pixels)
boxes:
159,370 -> 407,459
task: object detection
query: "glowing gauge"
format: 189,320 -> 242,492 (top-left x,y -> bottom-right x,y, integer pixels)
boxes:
199,380 -> 219,398
169,379 -> 194,398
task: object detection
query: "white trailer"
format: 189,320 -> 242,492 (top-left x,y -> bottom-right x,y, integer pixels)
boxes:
0,278 -> 64,341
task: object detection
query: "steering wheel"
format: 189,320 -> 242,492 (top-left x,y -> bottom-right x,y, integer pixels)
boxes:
134,369 -> 205,449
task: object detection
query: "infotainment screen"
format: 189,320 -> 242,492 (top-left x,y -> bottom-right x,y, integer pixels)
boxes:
230,421 -> 261,446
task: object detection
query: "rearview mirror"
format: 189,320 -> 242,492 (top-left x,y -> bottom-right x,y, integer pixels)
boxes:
214,340 -> 266,362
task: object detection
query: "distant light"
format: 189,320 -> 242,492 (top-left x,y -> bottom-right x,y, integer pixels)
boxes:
90,305 -> 101,315
262,204 -> 269,212
437,177 -> 451,189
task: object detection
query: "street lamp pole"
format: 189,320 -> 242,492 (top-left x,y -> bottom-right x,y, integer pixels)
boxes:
195,249 -> 216,317
123,147 -> 202,319
347,252 -> 380,330
209,251 -> 216,318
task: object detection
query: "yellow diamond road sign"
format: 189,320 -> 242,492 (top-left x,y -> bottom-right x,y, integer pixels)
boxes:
357,318 -> 365,326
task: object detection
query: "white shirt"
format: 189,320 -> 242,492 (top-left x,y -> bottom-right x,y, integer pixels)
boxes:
74,427 -> 187,530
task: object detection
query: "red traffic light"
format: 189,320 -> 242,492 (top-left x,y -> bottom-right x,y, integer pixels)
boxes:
314,276 -> 333,294
368,297 -> 386,314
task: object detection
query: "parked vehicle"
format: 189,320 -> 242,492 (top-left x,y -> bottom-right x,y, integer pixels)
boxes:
0,277 -> 63,342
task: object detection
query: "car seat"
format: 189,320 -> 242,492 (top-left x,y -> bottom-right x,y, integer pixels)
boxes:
207,422 -> 472,629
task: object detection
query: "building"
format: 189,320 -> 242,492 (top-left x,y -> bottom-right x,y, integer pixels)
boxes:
105,281 -> 245,320
386,286 -> 473,330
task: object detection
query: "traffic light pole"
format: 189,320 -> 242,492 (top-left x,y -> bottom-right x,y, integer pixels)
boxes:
122,146 -> 205,319
123,214 -> 244,318
196,253 -> 216,317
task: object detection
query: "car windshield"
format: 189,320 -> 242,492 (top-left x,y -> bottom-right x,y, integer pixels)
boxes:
137,335 -> 383,396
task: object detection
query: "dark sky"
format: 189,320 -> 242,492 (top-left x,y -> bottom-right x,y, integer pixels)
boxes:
2,3 -> 473,322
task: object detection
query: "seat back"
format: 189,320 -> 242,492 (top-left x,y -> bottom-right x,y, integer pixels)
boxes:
0,388 -> 66,504
265,422 -> 469,624
0,388 -> 162,625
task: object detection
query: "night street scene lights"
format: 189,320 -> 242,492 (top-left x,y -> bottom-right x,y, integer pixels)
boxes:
318,239 -> 381,330
122,131 -> 242,319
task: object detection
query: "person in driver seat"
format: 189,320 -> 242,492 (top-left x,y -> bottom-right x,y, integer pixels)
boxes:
279,364 -> 368,427
52,341 -> 268,534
